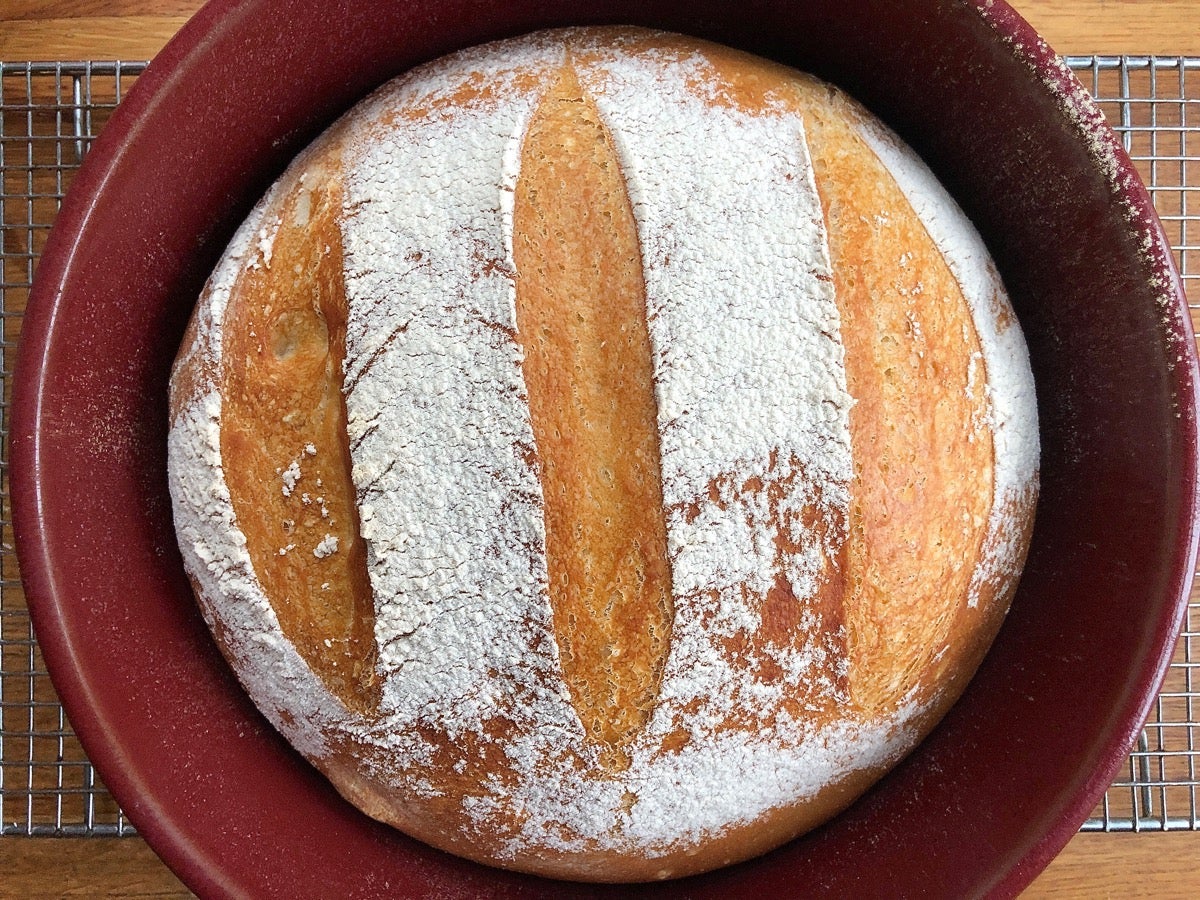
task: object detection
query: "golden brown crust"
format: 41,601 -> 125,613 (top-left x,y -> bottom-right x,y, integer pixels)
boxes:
512,62 -> 674,771
797,81 -> 996,716
169,27 -> 1037,883
215,140 -> 378,713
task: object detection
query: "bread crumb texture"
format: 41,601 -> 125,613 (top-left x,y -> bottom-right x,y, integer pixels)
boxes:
167,27 -> 1039,881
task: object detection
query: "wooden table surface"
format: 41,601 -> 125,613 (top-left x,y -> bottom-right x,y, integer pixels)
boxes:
2,1 -> 1200,897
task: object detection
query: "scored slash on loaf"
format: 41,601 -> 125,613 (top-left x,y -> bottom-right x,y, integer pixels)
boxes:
167,27 -> 1039,882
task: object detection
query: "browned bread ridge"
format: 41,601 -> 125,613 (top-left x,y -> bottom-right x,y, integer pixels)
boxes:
167,27 -> 1039,882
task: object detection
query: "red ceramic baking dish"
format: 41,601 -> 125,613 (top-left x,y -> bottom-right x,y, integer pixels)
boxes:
11,0 -> 1199,896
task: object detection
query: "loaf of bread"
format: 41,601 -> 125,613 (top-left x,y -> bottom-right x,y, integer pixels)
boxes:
167,27 -> 1039,882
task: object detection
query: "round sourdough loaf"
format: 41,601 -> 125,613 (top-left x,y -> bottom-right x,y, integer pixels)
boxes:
167,26 -> 1039,882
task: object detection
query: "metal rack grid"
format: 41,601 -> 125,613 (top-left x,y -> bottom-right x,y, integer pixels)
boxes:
0,56 -> 1198,838
1,61 -> 144,836
1067,55 -> 1200,832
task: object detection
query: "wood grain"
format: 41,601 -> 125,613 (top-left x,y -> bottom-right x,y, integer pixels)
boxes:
2,0 -> 201,20
2,0 -> 1200,60
2,1 -> 1200,898
1019,0 -> 1200,55
0,16 -> 196,60
0,837 -> 191,898
2,832 -> 1196,899
1027,833 -> 1200,898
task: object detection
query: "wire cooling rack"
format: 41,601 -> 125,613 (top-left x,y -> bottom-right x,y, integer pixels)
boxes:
1,56 -> 1198,838
1066,56 -> 1200,833
0,62 -> 143,836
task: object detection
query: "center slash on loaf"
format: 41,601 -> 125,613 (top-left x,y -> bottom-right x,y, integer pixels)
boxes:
511,61 -> 673,772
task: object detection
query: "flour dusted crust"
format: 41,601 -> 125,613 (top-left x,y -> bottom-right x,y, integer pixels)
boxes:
167,28 -> 1039,882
